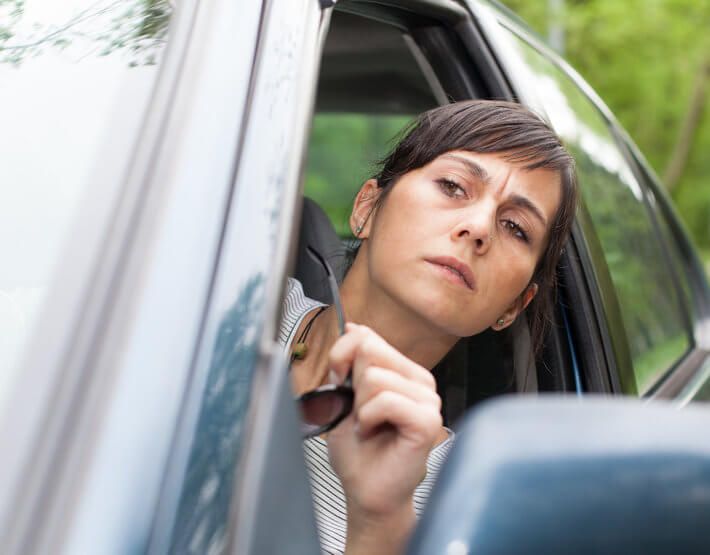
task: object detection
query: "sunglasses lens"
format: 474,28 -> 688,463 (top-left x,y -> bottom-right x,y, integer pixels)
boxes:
299,391 -> 349,436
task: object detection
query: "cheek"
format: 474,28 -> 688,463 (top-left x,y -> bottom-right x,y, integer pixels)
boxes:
370,186 -> 436,250
367,214 -> 411,267
489,251 -> 537,305
510,256 -> 536,289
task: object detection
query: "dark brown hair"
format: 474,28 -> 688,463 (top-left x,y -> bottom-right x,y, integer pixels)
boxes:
361,100 -> 578,355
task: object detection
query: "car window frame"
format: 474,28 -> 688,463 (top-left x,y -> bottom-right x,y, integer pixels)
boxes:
145,1 -> 330,553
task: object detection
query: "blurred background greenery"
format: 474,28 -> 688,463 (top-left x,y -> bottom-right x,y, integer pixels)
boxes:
500,0 -> 710,272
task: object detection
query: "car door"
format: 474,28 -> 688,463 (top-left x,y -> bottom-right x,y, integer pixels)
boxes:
469,0 -> 710,399
0,0 -> 325,553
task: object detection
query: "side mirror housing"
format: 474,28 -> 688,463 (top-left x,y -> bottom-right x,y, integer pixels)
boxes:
409,397 -> 710,554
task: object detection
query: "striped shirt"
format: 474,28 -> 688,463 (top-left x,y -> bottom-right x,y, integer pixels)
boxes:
279,278 -> 454,555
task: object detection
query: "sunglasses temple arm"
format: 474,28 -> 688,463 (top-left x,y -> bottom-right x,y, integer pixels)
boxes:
305,245 -> 346,335
326,271 -> 345,336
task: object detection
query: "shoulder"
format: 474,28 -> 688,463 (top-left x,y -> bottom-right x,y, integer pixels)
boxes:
284,276 -> 306,304
283,277 -> 323,320
278,278 -> 326,349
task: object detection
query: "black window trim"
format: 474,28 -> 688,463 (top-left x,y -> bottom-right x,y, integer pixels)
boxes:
337,0 -> 469,27
558,225 -> 617,394
334,0 -> 512,102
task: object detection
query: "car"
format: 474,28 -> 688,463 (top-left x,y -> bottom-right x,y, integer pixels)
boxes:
2,0 -> 709,553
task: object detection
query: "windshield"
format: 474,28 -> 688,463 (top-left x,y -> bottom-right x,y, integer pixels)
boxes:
0,0 -> 173,406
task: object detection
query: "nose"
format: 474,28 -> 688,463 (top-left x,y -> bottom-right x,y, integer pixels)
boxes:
451,204 -> 495,255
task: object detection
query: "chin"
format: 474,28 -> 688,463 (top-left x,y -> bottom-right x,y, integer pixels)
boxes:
406,289 -> 486,337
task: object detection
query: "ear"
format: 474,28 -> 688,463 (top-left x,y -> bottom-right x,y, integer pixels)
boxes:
492,283 -> 538,331
349,179 -> 380,238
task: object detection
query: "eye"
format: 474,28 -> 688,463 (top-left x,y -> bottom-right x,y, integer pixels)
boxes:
436,178 -> 467,199
502,219 -> 529,243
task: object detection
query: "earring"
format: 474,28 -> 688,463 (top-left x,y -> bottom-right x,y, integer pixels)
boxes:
497,318 -> 505,327
355,224 -> 363,236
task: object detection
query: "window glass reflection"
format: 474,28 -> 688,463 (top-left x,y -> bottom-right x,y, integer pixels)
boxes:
0,0 -> 172,401
506,33 -> 691,394
653,197 -> 696,324
170,275 -> 265,554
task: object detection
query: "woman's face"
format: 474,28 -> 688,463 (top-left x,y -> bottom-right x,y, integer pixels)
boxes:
353,150 -> 562,337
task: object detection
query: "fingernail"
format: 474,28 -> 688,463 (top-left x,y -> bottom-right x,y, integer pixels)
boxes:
329,369 -> 339,385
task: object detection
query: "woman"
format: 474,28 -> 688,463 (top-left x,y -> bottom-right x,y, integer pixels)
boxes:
281,100 -> 578,554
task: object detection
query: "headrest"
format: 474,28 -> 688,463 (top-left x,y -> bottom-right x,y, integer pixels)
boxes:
294,197 -> 348,304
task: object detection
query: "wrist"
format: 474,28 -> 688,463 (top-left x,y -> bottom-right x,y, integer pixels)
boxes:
346,499 -> 416,555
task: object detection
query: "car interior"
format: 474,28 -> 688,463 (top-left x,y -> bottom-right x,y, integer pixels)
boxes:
292,4 -> 576,428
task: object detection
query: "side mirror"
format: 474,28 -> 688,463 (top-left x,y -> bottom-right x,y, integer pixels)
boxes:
408,397 -> 710,554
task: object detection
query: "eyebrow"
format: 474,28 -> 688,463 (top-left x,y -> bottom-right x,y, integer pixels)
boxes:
442,153 -> 548,228
442,154 -> 491,185
509,194 -> 548,228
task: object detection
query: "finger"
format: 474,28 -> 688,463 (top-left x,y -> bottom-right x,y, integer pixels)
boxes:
329,324 -> 435,389
350,328 -> 435,389
356,390 -> 442,443
354,366 -> 441,414
327,324 -> 369,382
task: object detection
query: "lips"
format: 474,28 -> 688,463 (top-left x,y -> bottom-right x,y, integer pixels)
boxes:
425,256 -> 476,290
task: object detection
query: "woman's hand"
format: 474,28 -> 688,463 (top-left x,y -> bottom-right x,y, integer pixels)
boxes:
326,323 -> 443,554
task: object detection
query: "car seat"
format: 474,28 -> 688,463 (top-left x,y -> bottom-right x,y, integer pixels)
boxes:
294,197 -> 348,304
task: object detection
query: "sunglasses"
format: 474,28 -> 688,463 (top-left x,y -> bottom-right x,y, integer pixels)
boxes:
294,246 -> 354,438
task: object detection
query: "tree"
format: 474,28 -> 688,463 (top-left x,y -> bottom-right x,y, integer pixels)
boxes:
663,54 -> 710,192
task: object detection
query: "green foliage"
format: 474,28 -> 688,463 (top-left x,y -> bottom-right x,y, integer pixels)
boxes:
501,0 -> 710,255
305,114 -> 412,236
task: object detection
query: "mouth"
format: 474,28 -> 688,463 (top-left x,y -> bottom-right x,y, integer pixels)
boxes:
425,256 -> 475,290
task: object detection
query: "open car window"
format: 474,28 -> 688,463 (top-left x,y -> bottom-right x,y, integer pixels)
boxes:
297,4 -> 571,430
305,11 -> 440,237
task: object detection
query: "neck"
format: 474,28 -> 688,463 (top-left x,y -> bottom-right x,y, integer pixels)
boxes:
338,246 -> 458,370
